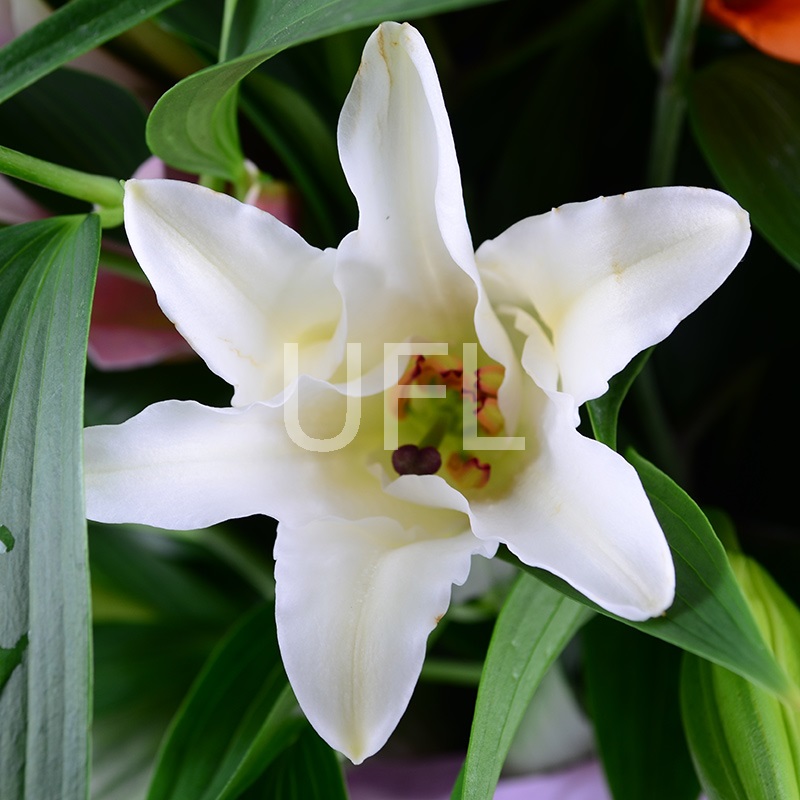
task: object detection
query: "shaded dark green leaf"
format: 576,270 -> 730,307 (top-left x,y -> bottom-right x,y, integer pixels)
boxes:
243,725 -> 347,800
90,523 -> 251,800
157,0 -> 223,56
146,603 -> 303,800
463,0 -> 638,241
583,616 -> 699,800
0,635 -> 28,696
689,54 -> 800,270
0,524 -> 13,552
0,215 -> 100,799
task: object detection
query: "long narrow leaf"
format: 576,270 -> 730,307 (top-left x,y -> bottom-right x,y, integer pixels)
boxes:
146,603 -> 303,800
455,572 -> 592,800
244,726 -> 348,799
0,215 -> 100,799
0,0 -> 183,106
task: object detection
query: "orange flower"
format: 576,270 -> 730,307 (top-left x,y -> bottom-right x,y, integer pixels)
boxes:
705,0 -> 800,63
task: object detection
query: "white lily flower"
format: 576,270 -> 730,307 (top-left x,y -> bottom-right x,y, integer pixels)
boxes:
84,22 -> 751,763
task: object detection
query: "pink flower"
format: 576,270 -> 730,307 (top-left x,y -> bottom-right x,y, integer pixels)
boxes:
0,154 -> 298,370
87,269 -> 197,370
346,756 -> 612,800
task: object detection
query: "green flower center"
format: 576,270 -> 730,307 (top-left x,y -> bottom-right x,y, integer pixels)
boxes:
389,353 -> 507,489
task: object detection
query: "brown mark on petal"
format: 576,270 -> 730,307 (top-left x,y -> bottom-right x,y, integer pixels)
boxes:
376,27 -> 394,88
220,338 -> 260,368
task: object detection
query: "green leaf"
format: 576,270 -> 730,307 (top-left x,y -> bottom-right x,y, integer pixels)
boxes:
681,554 -> 800,800
502,452 -> 794,701
689,53 -> 800,270
243,726 -> 348,799
0,0 -> 183,106
586,347 -> 651,450
682,654 -> 799,800
454,572 -> 592,800
0,215 -> 100,799
0,524 -> 13,552
583,616 -> 700,800
0,635 -> 28,695
146,603 -> 304,800
147,0 -> 505,179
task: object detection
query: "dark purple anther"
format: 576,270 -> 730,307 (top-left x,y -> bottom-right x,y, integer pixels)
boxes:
392,444 -> 442,476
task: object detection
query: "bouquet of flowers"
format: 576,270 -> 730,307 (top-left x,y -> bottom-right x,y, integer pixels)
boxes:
1,1 -> 799,798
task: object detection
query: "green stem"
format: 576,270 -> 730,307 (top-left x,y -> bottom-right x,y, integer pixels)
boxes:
632,362 -> 688,487
219,0 -> 239,62
420,658 -> 485,687
633,0 -> 704,483
646,0 -> 704,187
199,174 -> 227,193
420,415 -> 450,450
0,145 -> 123,209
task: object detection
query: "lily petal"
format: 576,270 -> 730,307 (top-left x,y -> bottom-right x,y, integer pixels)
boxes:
336,22 -> 479,370
123,179 -> 342,405
85,400 -> 299,528
84,378 -> 465,531
274,518 -> 492,763
476,187 -> 750,405
470,387 -> 675,620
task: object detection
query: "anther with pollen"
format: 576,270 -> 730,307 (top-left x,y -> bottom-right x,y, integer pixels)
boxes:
392,444 -> 442,475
